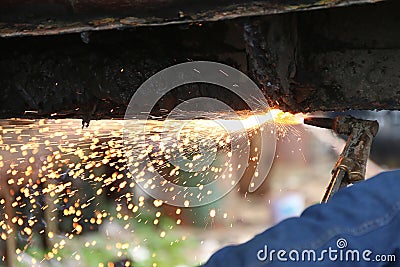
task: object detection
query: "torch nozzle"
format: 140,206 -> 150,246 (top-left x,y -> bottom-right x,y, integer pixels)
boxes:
303,117 -> 335,130
304,116 -> 378,136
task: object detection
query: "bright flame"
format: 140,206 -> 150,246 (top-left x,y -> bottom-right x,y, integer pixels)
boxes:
269,109 -> 304,125
235,109 -> 304,131
215,109 -> 304,132
141,109 -> 304,135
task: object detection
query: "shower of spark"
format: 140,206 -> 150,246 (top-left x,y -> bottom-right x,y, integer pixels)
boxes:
0,109 -> 303,266
269,109 -> 305,140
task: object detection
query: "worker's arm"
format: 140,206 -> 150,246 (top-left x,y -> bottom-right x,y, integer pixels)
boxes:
202,170 -> 400,266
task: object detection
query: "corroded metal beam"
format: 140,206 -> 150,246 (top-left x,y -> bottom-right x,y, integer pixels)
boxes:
1,0 -> 400,120
0,0 -> 384,37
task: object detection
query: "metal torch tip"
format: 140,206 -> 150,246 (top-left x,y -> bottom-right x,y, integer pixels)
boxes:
303,117 -> 335,130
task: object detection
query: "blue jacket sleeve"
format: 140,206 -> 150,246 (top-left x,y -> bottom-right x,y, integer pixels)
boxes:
202,170 -> 400,267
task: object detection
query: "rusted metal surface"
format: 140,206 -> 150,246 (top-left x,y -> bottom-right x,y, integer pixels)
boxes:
246,0 -> 400,113
1,1 -> 400,119
0,22 -> 248,120
0,0 -> 384,37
